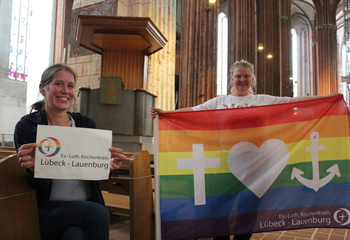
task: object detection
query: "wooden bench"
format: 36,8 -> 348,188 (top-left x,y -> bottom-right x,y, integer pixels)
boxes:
0,152 -> 41,240
0,146 -> 16,158
99,150 -> 155,240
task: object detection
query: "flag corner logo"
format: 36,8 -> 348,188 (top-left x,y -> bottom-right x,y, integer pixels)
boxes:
334,208 -> 350,225
38,137 -> 61,157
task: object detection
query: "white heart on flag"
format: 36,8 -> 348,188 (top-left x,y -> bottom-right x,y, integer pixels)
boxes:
227,139 -> 289,198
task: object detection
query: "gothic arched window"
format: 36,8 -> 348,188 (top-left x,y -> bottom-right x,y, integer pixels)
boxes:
217,12 -> 228,96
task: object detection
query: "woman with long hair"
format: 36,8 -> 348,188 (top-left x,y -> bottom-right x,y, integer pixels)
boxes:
14,63 -> 127,240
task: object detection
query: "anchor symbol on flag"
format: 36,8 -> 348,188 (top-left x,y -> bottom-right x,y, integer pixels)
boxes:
291,131 -> 341,191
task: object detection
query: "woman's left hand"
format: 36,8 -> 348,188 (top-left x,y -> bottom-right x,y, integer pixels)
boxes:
109,147 -> 127,170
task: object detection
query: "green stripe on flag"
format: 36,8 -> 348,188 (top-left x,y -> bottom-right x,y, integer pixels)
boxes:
159,159 -> 350,198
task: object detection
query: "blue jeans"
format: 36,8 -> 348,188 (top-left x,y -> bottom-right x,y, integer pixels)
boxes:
38,201 -> 110,240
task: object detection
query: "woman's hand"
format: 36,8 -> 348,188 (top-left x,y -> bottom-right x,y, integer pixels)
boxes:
290,93 -> 343,102
109,147 -> 128,170
150,108 -> 165,120
17,143 -> 37,172
150,107 -> 194,119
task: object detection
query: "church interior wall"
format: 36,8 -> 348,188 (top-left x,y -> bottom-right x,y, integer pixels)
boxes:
67,53 -> 102,111
59,0 -> 176,112
2,0 -> 348,137
0,78 -> 27,135
336,2 -> 349,105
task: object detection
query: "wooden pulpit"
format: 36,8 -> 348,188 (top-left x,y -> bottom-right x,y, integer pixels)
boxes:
75,15 -> 168,90
75,16 -> 167,152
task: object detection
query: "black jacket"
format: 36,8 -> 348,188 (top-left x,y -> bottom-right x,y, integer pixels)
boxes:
14,109 -> 105,206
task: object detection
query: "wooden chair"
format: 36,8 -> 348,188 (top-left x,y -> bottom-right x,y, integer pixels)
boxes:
0,153 -> 41,240
100,150 -> 155,240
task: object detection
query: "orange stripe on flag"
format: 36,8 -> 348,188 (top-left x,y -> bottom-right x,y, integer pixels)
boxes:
159,115 -> 349,152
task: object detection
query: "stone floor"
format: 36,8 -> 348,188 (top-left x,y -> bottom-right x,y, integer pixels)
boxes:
108,214 -> 350,240
109,214 -> 130,240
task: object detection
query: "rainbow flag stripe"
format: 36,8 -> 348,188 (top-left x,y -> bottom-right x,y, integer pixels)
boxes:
156,95 -> 350,240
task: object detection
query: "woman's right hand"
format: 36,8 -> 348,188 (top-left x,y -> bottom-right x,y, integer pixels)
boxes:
17,143 -> 38,172
150,108 -> 165,120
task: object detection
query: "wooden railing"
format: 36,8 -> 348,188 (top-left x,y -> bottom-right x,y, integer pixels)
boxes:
0,133 -> 14,147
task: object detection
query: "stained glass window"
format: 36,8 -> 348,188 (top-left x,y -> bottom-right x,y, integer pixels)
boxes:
8,0 -> 33,81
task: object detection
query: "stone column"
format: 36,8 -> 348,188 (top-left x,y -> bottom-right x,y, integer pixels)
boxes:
0,0 -> 12,78
312,30 -> 318,95
54,0 -> 73,64
256,0 -> 292,96
228,0 -> 291,96
313,0 -> 341,95
278,0 -> 293,97
178,0 -> 218,108
227,0 -> 256,74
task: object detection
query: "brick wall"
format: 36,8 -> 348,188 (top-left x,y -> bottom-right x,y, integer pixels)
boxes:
67,52 -> 101,111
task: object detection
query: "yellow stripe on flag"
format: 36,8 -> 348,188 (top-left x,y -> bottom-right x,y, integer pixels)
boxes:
158,137 -> 350,176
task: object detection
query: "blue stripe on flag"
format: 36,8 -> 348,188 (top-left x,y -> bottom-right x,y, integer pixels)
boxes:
160,183 -> 350,221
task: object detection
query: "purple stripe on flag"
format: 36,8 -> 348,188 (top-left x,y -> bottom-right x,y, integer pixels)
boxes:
161,205 -> 350,240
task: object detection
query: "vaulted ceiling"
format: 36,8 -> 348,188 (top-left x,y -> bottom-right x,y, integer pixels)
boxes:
292,0 -> 316,28
216,0 -> 344,30
291,0 -> 344,30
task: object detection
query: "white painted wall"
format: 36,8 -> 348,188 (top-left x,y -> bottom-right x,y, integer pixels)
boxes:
0,78 -> 27,135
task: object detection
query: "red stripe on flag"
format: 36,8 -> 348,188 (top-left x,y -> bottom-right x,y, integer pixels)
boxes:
159,95 -> 348,131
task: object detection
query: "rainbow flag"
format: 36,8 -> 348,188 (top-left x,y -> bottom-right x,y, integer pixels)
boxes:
155,95 -> 350,240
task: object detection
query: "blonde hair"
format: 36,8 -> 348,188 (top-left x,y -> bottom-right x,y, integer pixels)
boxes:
229,59 -> 256,94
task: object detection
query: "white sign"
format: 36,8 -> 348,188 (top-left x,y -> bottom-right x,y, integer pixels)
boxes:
35,125 -> 112,180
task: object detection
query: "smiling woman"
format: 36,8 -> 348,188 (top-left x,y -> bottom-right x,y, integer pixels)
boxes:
31,64 -> 76,114
35,65 -> 76,126
228,60 -> 256,96
13,63 -> 128,240
150,59 -> 341,240
40,71 -> 75,121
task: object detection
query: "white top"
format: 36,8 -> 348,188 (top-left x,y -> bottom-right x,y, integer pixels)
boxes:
191,94 -> 291,111
49,116 -> 92,201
